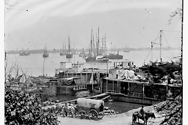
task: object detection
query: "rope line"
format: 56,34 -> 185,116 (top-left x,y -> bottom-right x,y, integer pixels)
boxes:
143,49 -> 152,64
162,32 -> 175,57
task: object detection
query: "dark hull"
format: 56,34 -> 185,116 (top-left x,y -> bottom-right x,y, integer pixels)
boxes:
43,53 -> 49,58
124,50 -> 130,52
106,54 -> 123,59
19,53 -> 30,56
60,52 -> 66,56
79,53 -> 87,58
19,52 -> 30,56
85,56 -> 108,63
66,54 -> 73,58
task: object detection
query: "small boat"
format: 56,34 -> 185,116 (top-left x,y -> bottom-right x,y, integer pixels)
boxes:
60,52 -> 66,56
19,51 -> 30,56
43,53 -> 49,58
19,48 -> 30,56
124,50 -> 130,52
85,55 -> 109,63
96,55 -> 109,62
66,52 -> 73,58
79,48 -> 87,57
66,37 -> 73,59
43,47 -> 49,58
60,42 -> 66,56
106,53 -> 123,59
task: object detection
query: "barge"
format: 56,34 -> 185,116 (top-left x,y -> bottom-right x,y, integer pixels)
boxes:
101,77 -> 182,105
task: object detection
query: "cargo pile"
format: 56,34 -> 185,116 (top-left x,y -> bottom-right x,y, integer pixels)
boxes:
154,93 -> 182,125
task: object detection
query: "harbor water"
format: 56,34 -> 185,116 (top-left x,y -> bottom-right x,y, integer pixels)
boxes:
50,95 -> 144,113
5,49 -> 180,112
6,50 -> 180,77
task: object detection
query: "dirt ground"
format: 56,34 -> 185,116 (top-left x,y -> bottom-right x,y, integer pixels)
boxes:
58,106 -> 164,125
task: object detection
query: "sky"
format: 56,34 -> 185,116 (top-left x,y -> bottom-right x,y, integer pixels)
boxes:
4,0 -> 182,51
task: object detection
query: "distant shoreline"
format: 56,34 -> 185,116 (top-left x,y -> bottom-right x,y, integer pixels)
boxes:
5,47 -> 180,54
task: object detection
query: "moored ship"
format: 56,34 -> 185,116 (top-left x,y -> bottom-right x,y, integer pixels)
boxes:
66,52 -> 73,58
60,42 -> 66,56
106,43 -> 123,59
85,28 -> 109,62
66,37 -> 73,59
43,47 -> 49,58
19,51 -> 30,56
19,48 -> 30,56
106,53 -> 123,59
85,55 -> 109,63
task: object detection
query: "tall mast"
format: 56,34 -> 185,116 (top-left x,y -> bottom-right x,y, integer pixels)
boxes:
102,36 -> 104,54
65,44 -> 66,53
62,41 -> 64,52
93,34 -> 95,56
97,27 -> 100,56
104,34 -> 106,54
68,37 -> 71,53
159,30 -> 162,62
64,42 -> 65,53
90,29 -> 93,55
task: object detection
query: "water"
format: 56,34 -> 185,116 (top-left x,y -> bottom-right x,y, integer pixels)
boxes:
6,50 -> 181,76
5,49 -> 180,112
50,95 -> 143,113
105,101 -> 143,113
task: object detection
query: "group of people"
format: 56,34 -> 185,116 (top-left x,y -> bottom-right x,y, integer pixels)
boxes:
5,89 -> 60,125
42,102 -> 78,118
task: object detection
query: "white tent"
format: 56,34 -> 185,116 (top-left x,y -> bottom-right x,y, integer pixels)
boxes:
77,98 -> 104,109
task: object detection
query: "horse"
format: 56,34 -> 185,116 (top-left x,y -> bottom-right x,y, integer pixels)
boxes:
132,111 -> 155,125
62,104 -> 78,118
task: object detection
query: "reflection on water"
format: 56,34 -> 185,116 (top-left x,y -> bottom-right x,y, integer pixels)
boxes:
105,101 -> 143,113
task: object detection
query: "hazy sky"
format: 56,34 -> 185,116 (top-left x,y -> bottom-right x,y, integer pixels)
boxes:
4,0 -> 182,51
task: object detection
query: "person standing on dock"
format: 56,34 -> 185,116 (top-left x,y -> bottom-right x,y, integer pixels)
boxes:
139,106 -> 145,117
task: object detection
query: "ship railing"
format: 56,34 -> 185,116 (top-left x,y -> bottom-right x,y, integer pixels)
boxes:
131,92 -> 143,98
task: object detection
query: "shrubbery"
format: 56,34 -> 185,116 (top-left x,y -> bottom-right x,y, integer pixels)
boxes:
5,89 -> 60,125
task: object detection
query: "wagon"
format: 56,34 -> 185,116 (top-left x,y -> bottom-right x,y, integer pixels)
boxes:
76,98 -> 105,120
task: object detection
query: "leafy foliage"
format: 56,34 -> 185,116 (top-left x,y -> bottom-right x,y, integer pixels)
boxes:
5,90 -> 60,125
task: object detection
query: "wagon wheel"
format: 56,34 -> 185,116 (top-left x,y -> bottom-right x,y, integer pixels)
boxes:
89,109 -> 98,120
79,110 -> 86,119
98,112 -> 104,119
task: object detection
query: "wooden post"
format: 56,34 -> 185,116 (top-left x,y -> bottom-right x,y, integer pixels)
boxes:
166,83 -> 168,100
113,80 -> 114,93
118,81 -> 120,93
86,73 -> 87,84
116,81 -> 119,93
143,83 -> 145,99
106,79 -> 108,92
81,72 -> 82,82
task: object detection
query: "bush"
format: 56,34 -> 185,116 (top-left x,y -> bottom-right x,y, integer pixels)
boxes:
5,90 -> 60,125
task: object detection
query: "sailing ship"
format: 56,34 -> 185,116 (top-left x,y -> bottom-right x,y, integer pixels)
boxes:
106,53 -> 123,59
60,42 -> 66,56
85,28 -> 109,63
140,30 -> 182,83
79,48 -> 87,58
124,50 -> 130,52
106,44 -> 123,59
124,45 -> 130,52
19,49 -> 30,56
66,37 -> 73,59
43,47 -> 49,58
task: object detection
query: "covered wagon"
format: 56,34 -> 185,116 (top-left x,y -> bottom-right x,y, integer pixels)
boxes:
76,98 -> 105,120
